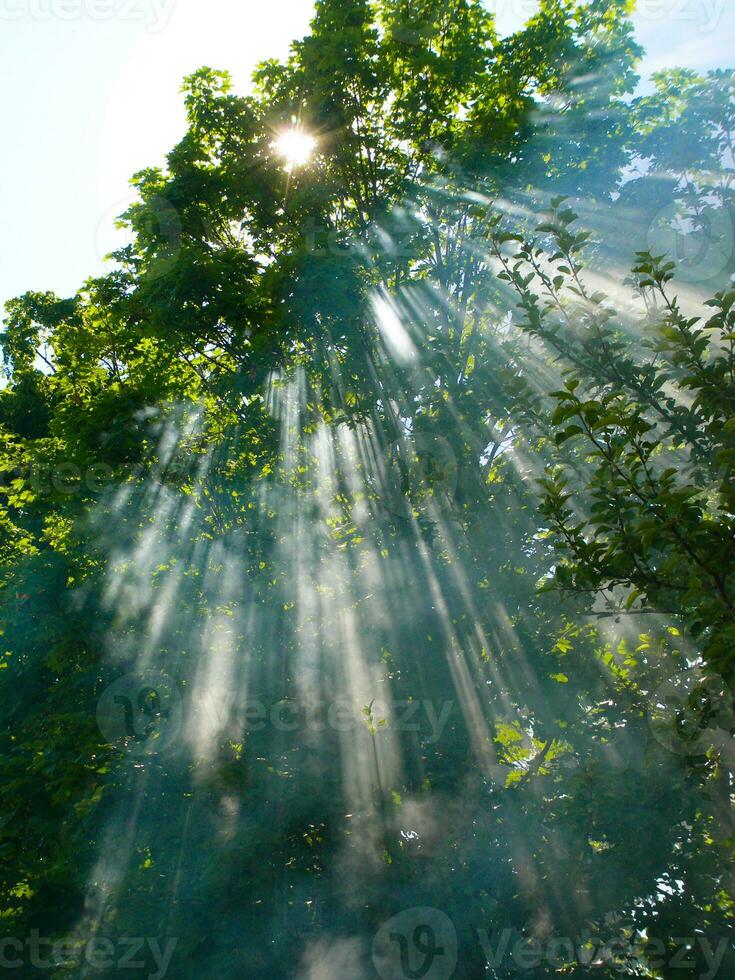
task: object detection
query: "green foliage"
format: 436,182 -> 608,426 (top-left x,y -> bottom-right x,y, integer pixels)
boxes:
494,197 -> 735,681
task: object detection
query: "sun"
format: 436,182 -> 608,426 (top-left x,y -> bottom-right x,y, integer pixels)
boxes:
273,128 -> 316,170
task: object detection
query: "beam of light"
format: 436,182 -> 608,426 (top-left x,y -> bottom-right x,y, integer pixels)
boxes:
370,289 -> 418,364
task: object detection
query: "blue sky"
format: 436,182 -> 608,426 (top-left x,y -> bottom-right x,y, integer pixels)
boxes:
1,0 -> 733,313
